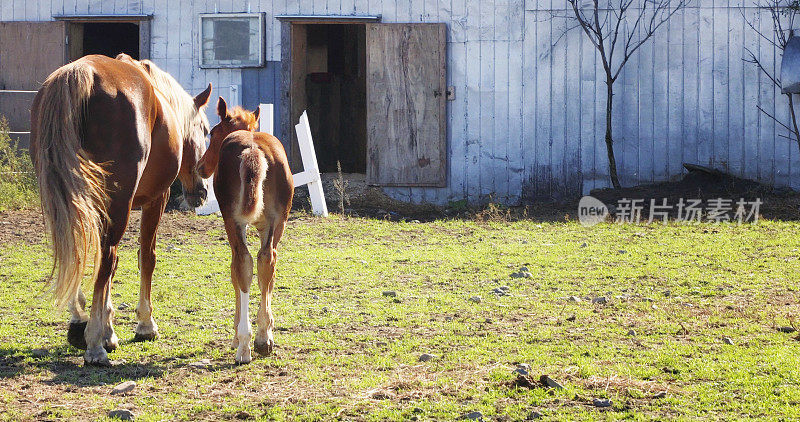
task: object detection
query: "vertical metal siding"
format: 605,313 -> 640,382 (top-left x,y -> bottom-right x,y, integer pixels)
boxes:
2,0 -> 798,204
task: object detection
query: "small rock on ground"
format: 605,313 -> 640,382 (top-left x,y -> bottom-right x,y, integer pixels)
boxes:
111,380 -> 136,395
235,410 -> 252,420
527,410 -> 543,420
513,375 -> 537,389
108,409 -> 135,420
568,296 -> 582,303
510,269 -> 533,279
382,291 -> 397,297
722,336 -> 734,345
592,296 -> 608,304
189,359 -> 211,369
653,391 -> 667,399
469,296 -> 482,303
31,348 -> 48,358
777,326 -> 797,333
458,411 -> 484,420
592,398 -> 613,408
540,375 -> 564,389
418,353 -> 437,362
627,329 -> 637,336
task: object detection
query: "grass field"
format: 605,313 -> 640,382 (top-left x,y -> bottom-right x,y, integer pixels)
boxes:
1,210 -> 800,421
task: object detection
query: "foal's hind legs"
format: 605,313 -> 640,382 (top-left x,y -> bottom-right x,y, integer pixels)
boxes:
255,221 -> 284,356
134,192 -> 168,342
225,219 -> 253,364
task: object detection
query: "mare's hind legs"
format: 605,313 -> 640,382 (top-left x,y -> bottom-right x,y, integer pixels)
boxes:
134,192 -> 168,342
84,244 -> 120,366
67,290 -> 89,350
225,219 -> 253,364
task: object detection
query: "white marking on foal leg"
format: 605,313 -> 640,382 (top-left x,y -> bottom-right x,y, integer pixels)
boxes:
235,290 -> 252,364
134,296 -> 159,340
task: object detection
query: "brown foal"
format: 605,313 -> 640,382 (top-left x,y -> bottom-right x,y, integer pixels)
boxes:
197,97 -> 294,363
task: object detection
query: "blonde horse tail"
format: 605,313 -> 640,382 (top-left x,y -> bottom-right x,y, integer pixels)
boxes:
32,63 -> 108,308
238,147 -> 267,221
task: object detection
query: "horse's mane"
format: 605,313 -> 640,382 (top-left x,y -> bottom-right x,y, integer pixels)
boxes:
228,106 -> 259,131
115,54 -> 208,140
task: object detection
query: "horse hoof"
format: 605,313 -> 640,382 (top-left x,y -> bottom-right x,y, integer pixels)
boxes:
84,347 -> 111,367
254,339 -> 273,356
235,346 -> 252,364
132,331 -> 157,342
67,321 -> 87,350
104,333 -> 119,353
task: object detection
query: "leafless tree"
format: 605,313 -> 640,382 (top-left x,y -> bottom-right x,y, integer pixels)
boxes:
743,0 -> 800,153
559,0 -> 689,189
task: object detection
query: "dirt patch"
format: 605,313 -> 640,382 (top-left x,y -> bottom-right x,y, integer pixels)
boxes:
3,165 -> 799,241
0,209 -> 46,245
589,164 -> 800,221
296,166 -> 800,222
0,209 -> 225,247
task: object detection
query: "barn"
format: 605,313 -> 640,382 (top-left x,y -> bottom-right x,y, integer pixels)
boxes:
0,1 -> 796,205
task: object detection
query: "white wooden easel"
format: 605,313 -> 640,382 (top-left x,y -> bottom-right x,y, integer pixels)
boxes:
196,105 -> 328,217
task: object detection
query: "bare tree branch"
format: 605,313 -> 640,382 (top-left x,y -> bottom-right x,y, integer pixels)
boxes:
559,0 -> 689,188
743,0 -> 800,147
757,104 -> 795,133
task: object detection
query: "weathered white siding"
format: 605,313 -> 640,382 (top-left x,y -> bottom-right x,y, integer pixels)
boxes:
1,0 -> 796,204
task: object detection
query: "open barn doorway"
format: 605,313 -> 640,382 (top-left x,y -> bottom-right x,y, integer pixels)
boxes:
290,23 -> 367,175
282,17 -> 447,187
57,16 -> 151,62
81,22 -> 140,59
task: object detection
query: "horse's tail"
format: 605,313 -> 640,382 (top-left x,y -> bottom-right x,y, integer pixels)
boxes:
31,62 -> 108,308
238,147 -> 267,221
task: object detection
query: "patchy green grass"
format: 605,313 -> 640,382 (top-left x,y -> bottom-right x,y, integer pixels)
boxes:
0,117 -> 37,211
1,212 -> 800,421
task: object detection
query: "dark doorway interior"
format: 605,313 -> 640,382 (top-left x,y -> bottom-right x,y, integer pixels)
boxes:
303,24 -> 367,174
82,22 -> 139,59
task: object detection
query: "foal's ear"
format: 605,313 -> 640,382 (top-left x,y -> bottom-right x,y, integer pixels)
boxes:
252,106 -> 260,122
217,97 -> 228,119
194,83 -> 212,109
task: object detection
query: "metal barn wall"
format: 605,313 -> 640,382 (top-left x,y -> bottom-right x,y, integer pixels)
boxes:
1,0 -> 795,205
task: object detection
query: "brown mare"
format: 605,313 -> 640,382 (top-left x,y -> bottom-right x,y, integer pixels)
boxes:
30,54 -> 211,366
196,97 -> 293,363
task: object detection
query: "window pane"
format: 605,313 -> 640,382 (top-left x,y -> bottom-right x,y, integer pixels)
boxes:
213,19 -> 250,61
200,14 -> 263,67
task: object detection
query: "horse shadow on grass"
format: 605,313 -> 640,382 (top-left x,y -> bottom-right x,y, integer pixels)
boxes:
0,343 -> 167,387
1,338 -> 245,387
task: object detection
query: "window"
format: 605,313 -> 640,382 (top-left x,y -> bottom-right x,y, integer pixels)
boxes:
199,13 -> 264,68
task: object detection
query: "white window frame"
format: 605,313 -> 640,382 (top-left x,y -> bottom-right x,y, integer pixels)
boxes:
198,12 -> 265,68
